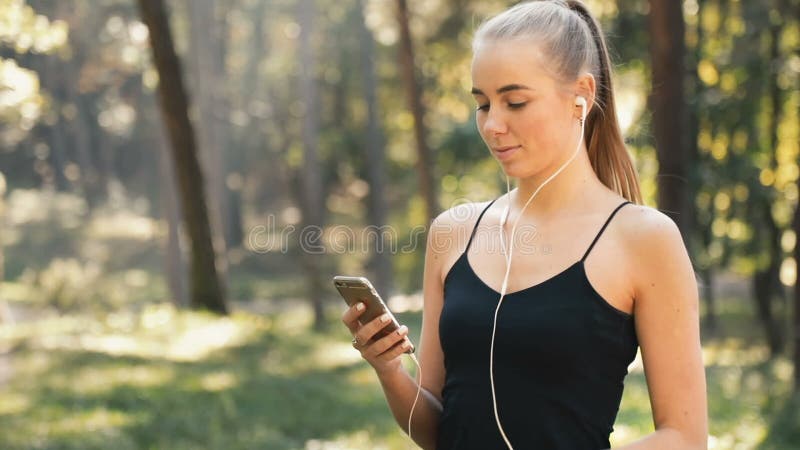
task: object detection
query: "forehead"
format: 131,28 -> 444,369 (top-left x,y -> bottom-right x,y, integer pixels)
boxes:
471,39 -> 556,93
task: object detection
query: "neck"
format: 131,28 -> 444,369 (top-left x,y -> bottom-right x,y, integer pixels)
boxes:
508,147 -> 597,221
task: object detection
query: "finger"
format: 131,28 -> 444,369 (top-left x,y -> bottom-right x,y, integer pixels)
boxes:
354,312 -> 394,344
364,325 -> 408,358
341,302 -> 366,334
376,338 -> 413,362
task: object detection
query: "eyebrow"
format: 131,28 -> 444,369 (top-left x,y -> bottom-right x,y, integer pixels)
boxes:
470,84 -> 534,96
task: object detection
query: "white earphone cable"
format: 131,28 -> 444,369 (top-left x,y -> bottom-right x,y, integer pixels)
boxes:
407,352 -> 422,446
489,99 -> 587,449
498,176 -> 512,266
405,99 -> 586,450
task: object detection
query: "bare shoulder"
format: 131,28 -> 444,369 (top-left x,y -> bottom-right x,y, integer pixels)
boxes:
614,203 -> 684,250
613,203 -> 692,296
428,200 -> 495,283
429,200 -> 494,247
432,200 -> 494,226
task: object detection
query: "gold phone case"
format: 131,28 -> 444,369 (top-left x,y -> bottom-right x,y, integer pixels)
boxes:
333,276 -> 414,353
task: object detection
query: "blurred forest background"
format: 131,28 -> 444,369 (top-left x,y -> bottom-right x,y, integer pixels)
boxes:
0,0 -> 798,448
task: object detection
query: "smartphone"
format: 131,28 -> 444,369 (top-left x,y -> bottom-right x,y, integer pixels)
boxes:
333,276 -> 414,354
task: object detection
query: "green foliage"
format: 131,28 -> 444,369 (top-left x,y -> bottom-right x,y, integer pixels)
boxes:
0,0 -> 67,147
0,2 -> 798,446
0,0 -> 68,54
0,187 -> 169,312
685,0 -> 798,278
22,257 -> 102,312
0,0 -> 795,285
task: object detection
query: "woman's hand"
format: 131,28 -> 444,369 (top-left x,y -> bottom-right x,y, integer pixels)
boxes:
341,302 -> 412,376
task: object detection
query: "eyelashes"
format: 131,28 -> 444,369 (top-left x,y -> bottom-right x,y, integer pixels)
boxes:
475,102 -> 527,112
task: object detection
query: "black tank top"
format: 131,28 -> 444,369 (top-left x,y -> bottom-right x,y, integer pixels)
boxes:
437,199 -> 638,450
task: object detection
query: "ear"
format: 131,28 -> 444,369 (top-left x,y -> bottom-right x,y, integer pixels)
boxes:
574,72 -> 596,119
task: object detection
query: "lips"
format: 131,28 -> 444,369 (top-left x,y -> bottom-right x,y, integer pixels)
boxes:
493,145 -> 520,161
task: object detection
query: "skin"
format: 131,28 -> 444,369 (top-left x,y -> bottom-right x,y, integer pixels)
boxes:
341,38 -> 708,450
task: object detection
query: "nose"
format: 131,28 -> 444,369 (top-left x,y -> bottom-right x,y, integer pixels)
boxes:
482,109 -> 507,136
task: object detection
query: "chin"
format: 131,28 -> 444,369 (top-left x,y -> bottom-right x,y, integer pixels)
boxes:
496,161 -> 530,179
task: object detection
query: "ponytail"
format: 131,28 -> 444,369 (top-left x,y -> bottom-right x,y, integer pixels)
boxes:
567,0 -> 642,203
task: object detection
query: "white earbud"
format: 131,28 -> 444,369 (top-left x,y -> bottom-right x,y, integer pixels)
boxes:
575,96 -> 587,122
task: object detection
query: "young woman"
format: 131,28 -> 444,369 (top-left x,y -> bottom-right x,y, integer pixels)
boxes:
341,1 -> 708,449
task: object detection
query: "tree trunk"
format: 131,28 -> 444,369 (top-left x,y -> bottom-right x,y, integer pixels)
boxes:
41,56 -> 70,191
53,0 -> 100,208
358,0 -> 393,297
88,96 -> 113,202
648,0 -> 689,237
69,87 -> 101,207
137,0 -> 227,314
156,114 -> 188,308
297,0 -> 326,331
0,172 -> 7,323
209,3 -> 243,250
753,271 -> 784,357
186,0 -> 232,278
686,0 -> 715,331
794,145 -> 800,390
787,0 -> 800,393
699,268 -> 717,333
396,0 -> 438,225
750,15 -> 788,358
162,156 -> 187,309
226,187 -> 244,249
795,176 -> 800,392
224,0 -> 268,255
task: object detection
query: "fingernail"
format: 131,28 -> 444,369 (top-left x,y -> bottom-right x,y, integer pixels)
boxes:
356,303 -> 365,311
402,342 -> 411,349
380,314 -> 390,323
396,325 -> 407,336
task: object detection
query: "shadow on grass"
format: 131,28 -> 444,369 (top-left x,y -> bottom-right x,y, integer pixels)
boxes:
0,312 -> 418,450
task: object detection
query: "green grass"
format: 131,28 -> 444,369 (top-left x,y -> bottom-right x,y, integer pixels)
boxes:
0,304 -> 423,449
0,298 -> 797,449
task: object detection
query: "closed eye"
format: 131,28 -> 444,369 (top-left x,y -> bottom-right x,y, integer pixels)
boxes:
475,102 -> 527,112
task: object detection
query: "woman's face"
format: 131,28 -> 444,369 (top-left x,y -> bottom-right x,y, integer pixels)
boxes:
471,39 -> 577,178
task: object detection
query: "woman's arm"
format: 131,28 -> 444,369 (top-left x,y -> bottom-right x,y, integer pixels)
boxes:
379,209 -> 459,449
610,206 -> 708,450
343,209 -> 461,449
374,364 -> 443,450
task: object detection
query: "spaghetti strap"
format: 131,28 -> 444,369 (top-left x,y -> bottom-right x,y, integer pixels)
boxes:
580,201 -> 631,263
464,199 -> 497,254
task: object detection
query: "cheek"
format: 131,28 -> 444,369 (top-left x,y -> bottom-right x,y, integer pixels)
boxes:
524,108 -> 564,137
517,110 -> 549,141
518,113 -> 568,156
475,116 -> 490,141
524,104 -> 555,126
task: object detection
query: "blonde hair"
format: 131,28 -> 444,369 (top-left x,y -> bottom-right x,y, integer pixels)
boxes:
474,0 -> 642,204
